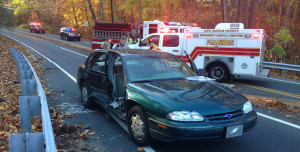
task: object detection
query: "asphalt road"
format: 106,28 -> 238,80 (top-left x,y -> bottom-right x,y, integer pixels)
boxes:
1,29 -> 300,152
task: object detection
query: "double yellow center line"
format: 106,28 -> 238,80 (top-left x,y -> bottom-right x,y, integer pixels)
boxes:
232,82 -> 300,99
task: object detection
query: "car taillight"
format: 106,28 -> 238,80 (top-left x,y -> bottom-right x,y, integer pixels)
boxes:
253,34 -> 259,38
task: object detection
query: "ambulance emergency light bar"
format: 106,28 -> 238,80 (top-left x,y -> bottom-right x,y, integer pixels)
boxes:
160,28 -> 179,33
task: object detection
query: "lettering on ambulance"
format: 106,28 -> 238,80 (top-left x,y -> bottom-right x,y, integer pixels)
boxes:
177,47 -> 260,62
207,39 -> 234,46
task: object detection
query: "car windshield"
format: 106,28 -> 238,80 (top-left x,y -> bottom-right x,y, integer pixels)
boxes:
124,55 -> 197,82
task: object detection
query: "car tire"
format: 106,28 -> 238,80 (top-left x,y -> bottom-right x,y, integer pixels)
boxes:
66,36 -> 70,41
77,38 -> 81,41
128,105 -> 152,146
81,82 -> 92,108
208,63 -> 229,83
60,35 -> 63,40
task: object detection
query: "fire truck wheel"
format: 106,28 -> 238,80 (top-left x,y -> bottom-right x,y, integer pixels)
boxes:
208,63 -> 229,83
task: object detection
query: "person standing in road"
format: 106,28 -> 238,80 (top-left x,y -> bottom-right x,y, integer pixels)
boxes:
126,33 -> 133,44
102,42 -> 111,50
113,36 -> 130,49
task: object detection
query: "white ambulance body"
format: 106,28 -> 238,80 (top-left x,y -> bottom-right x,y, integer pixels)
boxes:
130,23 -> 267,82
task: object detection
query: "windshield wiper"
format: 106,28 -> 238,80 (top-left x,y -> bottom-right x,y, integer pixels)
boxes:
132,80 -> 153,83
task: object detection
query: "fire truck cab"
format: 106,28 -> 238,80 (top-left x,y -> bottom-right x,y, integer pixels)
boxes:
130,23 -> 268,82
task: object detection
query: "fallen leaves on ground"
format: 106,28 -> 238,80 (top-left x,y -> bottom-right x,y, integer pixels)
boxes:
0,35 -> 45,151
0,35 -> 92,151
137,147 -> 144,151
248,97 -> 300,115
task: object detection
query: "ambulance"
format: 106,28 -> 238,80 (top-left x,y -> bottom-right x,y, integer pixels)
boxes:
129,23 -> 268,82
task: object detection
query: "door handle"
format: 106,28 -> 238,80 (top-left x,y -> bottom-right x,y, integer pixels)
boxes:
172,50 -> 179,52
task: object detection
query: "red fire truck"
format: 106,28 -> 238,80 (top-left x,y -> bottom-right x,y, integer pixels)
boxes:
91,20 -> 193,49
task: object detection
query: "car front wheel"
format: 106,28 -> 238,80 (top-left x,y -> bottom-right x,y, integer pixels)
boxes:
128,105 -> 151,146
81,82 -> 92,108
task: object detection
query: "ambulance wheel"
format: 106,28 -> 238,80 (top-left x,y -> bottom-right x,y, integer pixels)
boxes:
208,63 -> 229,83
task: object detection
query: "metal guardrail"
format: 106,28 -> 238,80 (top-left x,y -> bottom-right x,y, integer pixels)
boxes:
263,61 -> 300,72
9,48 -> 56,152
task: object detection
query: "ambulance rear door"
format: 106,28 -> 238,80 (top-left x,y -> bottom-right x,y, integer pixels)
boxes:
234,29 -> 261,76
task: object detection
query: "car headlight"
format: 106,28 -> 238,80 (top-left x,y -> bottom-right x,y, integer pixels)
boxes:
168,111 -> 204,122
243,101 -> 253,113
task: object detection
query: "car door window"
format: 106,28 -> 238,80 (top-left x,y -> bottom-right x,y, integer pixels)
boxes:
140,35 -> 160,46
163,35 -> 179,47
88,53 -> 107,73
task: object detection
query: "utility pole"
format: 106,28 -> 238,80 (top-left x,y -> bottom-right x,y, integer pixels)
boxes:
110,0 -> 114,23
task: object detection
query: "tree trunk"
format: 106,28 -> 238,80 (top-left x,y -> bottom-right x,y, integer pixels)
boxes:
213,0 -> 217,25
139,0 -> 141,23
221,0 -> 224,22
122,0 -> 126,22
167,0 -> 169,21
256,0 -> 264,28
110,0 -> 113,23
170,2 -> 173,21
232,0 -> 239,22
130,1 -> 134,24
242,0 -> 249,28
248,0 -> 258,28
284,0 -> 293,30
290,0 -> 299,35
278,0 -> 283,30
87,0 -> 96,20
223,0 -> 228,22
71,0 -> 79,29
238,0 -> 244,22
99,0 -> 105,22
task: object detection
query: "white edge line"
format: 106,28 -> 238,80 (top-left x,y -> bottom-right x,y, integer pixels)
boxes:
2,33 -> 76,83
258,76 -> 300,85
59,47 -> 88,57
143,146 -> 156,152
257,112 -> 300,129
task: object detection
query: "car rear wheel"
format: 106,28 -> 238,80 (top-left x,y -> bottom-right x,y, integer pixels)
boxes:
81,82 -> 92,108
208,63 -> 229,83
128,106 -> 151,146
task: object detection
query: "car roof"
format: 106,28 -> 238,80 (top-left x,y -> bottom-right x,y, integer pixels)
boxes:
94,49 -> 175,57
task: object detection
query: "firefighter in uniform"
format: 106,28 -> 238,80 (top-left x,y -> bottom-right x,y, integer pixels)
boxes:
126,33 -> 133,44
149,38 -> 160,51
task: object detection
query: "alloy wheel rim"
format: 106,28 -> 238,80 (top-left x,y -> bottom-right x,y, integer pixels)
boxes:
212,67 -> 224,79
130,113 -> 145,141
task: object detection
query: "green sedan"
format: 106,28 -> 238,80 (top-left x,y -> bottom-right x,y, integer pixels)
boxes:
76,49 -> 257,146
